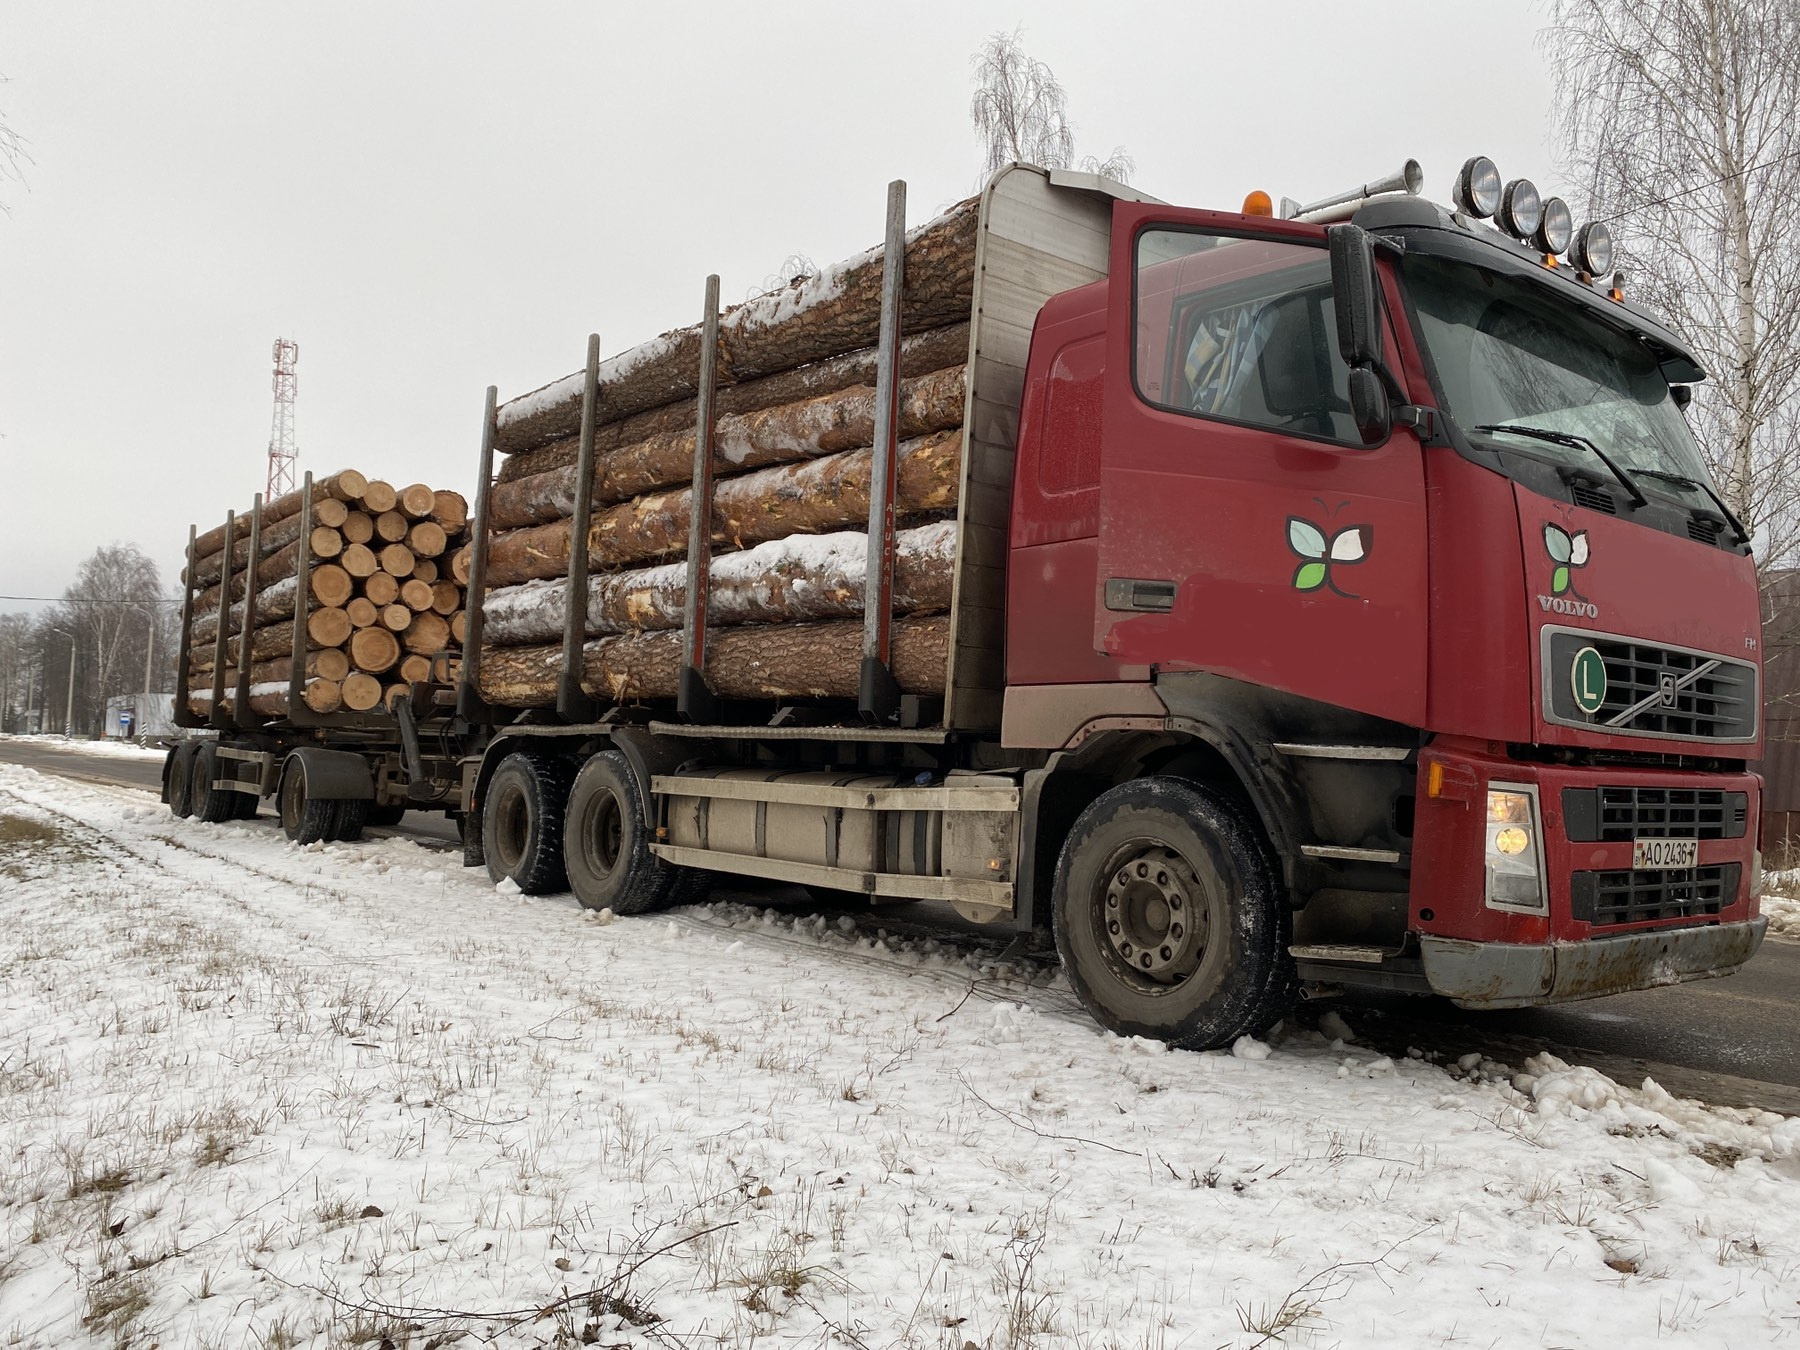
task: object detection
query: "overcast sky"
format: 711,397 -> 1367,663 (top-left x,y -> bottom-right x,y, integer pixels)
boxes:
0,1 -> 1567,614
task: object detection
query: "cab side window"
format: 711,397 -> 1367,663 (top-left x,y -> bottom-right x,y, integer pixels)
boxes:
1135,229 -> 1361,446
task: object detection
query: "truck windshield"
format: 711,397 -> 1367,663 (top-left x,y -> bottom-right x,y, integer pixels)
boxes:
1401,254 -> 1717,506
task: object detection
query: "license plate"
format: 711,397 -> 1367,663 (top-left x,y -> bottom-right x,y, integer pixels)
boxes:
1633,837 -> 1698,870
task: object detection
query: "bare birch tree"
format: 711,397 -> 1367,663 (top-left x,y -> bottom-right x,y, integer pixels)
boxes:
0,72 -> 29,215
1544,0 -> 1800,570
970,29 -> 1134,185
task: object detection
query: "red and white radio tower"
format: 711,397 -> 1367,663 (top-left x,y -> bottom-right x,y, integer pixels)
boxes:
266,338 -> 299,499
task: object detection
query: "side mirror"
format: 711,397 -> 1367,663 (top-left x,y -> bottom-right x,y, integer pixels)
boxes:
1671,384 -> 1693,411
1348,367 -> 1391,446
1328,223 -> 1381,368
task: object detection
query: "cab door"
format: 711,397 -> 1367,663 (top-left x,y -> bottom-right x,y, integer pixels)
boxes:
1094,203 -> 1429,727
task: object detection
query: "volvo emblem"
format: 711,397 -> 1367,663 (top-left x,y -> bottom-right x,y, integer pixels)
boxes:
1658,671 -> 1679,708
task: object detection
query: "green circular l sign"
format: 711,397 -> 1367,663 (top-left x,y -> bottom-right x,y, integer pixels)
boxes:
1571,646 -> 1608,715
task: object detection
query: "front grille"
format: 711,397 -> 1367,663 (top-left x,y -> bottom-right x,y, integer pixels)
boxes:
1544,630 -> 1759,742
1570,862 -> 1739,927
1562,786 -> 1748,841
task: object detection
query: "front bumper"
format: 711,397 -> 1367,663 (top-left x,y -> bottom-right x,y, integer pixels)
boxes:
1421,916 -> 1767,1009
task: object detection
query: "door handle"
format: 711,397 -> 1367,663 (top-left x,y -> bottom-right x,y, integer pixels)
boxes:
1104,578 -> 1178,613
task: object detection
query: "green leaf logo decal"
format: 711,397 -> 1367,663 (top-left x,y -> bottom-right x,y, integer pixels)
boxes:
1543,523 -> 1590,597
1288,516 -> 1373,598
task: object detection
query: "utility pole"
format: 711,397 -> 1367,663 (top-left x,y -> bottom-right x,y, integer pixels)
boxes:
48,627 -> 76,737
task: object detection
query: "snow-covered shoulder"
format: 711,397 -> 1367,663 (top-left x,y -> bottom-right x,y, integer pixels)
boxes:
2,760 -> 1798,1349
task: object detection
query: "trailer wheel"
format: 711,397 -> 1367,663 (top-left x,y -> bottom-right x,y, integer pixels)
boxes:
190,743 -> 238,824
1052,777 -> 1292,1051
483,753 -> 574,894
278,761 -> 342,845
332,798 -> 369,842
562,750 -> 680,914
167,742 -> 199,819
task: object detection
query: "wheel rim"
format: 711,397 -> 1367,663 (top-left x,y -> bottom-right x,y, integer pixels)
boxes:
579,786 -> 624,880
281,770 -> 304,831
1096,842 -> 1209,991
492,782 -> 528,871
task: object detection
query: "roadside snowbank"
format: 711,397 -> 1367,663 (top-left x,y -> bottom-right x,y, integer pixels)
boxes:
3,762 -> 1799,1349
0,734 -> 167,762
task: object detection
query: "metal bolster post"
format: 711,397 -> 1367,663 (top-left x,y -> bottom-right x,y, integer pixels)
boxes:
859,178 -> 907,722
457,386 -> 499,721
679,275 -> 723,722
233,493 -> 263,726
558,336 -> 603,721
289,474 -> 314,722
209,511 -> 235,728
174,525 -> 199,728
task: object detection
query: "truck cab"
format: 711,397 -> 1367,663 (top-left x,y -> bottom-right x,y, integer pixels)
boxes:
1004,167 -> 1764,1032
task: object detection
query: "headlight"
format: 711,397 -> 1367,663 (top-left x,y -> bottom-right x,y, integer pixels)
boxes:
1454,156 -> 1502,218
1535,197 -> 1573,255
1485,787 -> 1546,910
1497,179 -> 1542,240
1571,221 -> 1614,275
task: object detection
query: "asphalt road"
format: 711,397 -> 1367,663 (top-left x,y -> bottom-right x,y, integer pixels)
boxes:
4,736 -> 1797,1112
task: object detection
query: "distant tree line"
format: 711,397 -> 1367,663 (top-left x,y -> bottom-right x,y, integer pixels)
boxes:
1,544 -> 179,737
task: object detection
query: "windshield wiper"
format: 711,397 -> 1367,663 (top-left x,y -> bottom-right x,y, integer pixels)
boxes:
1631,468 -> 1750,544
1473,423 -> 1649,508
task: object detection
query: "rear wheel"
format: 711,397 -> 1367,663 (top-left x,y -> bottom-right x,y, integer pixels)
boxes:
562,750 -> 680,913
278,761 -> 341,845
483,753 -> 574,894
166,742 -> 198,819
190,743 -> 237,823
1053,777 -> 1292,1051
331,798 -> 369,842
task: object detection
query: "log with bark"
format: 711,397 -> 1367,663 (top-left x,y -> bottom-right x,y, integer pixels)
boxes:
488,365 -> 966,531
483,520 -> 956,647
494,200 -> 977,458
484,429 -> 962,587
497,322 -> 971,486
477,613 -> 949,708
190,470 -> 363,558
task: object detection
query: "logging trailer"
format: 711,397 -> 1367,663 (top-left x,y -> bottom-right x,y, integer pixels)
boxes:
164,160 -> 1768,1050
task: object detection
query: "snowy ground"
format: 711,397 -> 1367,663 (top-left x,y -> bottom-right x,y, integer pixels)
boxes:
5,763 -> 1800,1349
0,733 -> 169,761
1761,871 -> 1800,940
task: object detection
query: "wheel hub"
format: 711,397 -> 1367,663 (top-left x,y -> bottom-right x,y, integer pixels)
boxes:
1103,846 -> 1206,980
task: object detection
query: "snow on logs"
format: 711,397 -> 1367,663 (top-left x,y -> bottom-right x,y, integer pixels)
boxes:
479,195 -> 981,712
184,474 -> 471,719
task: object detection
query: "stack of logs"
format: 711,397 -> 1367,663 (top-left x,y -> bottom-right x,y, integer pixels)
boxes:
185,471 -> 472,718
476,194 -> 979,708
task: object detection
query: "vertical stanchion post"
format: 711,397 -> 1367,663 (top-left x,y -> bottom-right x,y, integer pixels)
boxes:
859,179 -> 907,721
457,387 -> 499,721
679,275 -> 723,722
210,512 -> 236,728
174,525 -> 199,727
558,335 -> 603,721
289,474 -> 314,718
233,493 -> 263,726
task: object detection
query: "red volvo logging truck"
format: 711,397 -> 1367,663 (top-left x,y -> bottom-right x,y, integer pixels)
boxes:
188,160 -> 1764,1052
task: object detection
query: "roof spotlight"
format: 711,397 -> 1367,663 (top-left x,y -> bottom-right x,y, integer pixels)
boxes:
1534,197 -> 1573,255
1498,179 -> 1542,240
1571,221 -> 1614,276
1454,156 -> 1502,218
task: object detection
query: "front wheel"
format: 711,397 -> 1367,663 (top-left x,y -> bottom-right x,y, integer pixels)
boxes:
1053,777 -> 1292,1051
166,742 -> 198,819
278,761 -> 341,845
482,753 -> 575,894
